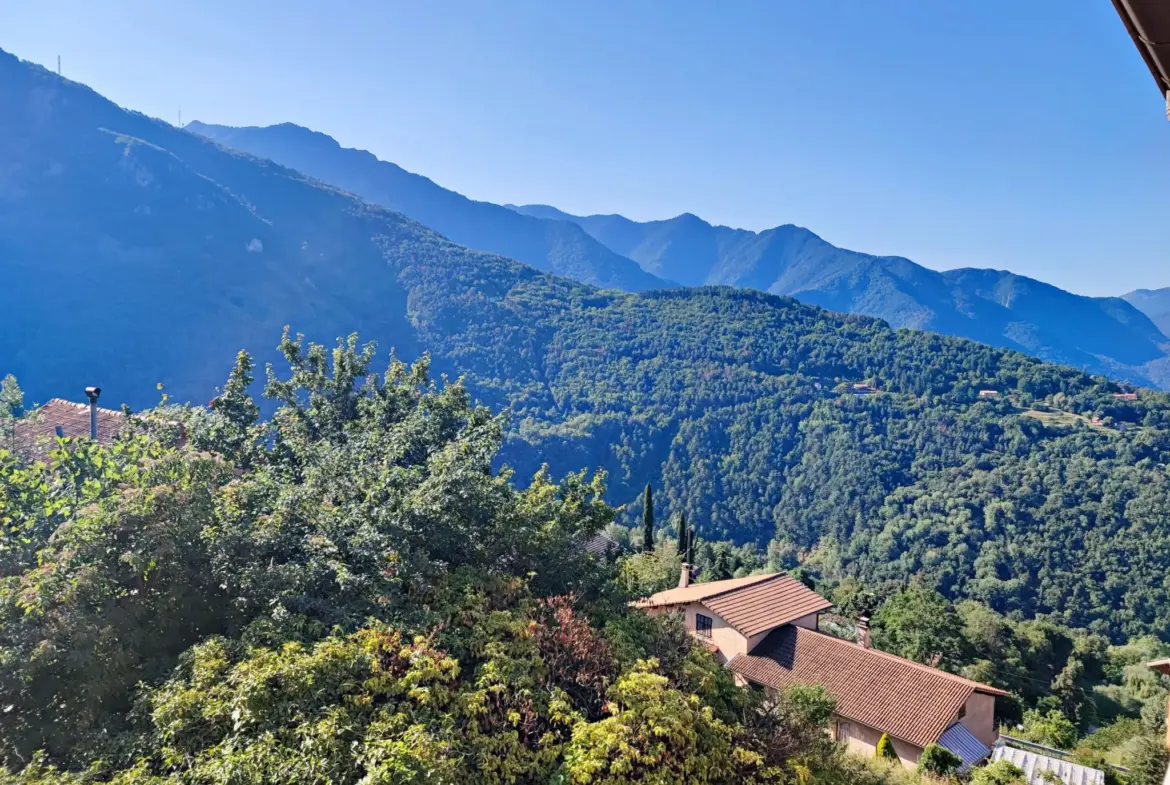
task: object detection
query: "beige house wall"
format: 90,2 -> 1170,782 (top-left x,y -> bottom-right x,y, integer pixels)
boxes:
961,692 -> 997,747
833,716 -> 923,769
679,603 -> 821,662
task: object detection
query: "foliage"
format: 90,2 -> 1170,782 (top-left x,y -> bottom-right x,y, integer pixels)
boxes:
917,743 -> 962,777
872,585 -> 965,668
875,733 -> 898,760
971,760 -> 1027,785
1017,709 -> 1079,750
0,339 -> 840,782
1126,735 -> 1170,785
641,483 -> 654,553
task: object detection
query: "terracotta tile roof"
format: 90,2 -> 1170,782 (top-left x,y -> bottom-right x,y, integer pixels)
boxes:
727,626 -> 1008,748
9,399 -> 126,461
703,575 -> 834,637
635,572 -> 777,608
635,573 -> 833,638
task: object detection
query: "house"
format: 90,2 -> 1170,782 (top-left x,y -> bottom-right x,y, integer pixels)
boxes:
979,390 -> 1000,398
1113,392 -> 1139,401
849,383 -> 874,395
581,530 -> 622,557
636,572 -> 1007,769
9,396 -> 126,462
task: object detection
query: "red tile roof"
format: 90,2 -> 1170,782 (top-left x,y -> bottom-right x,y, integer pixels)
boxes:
727,626 -> 1007,748
636,573 -> 833,638
9,399 -> 125,461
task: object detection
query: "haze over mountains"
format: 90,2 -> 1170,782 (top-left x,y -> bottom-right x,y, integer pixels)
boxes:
183,120 -> 1170,390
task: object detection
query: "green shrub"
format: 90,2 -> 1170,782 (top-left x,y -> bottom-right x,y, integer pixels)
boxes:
917,743 -> 962,776
876,732 -> 898,760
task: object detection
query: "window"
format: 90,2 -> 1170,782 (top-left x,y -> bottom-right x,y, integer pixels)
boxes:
695,614 -> 713,637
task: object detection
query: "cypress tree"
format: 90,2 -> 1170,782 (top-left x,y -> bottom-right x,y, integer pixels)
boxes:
641,484 -> 654,552
875,733 -> 898,761
678,512 -> 690,563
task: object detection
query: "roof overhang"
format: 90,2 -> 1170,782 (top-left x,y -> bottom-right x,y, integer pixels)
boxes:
1111,0 -> 1170,117
1147,657 -> 1170,675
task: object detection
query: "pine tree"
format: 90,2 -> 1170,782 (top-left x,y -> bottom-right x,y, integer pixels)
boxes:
641,484 -> 654,552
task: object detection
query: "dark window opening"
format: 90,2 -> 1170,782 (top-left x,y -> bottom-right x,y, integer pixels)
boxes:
696,614 -> 713,637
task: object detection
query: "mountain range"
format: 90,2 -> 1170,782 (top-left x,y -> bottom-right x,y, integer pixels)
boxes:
184,121 -> 1170,390
1123,287 -> 1170,338
183,121 -> 667,293
6,47 -> 1170,634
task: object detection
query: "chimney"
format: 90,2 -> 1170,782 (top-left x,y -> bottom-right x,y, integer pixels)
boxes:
679,563 -> 692,589
84,386 -> 102,440
858,615 -> 871,649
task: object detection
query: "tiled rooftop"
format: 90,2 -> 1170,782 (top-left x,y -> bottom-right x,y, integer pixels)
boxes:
9,399 -> 125,461
727,625 -> 1007,748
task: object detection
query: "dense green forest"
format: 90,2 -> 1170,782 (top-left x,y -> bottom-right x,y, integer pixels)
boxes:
4,339 -> 1170,782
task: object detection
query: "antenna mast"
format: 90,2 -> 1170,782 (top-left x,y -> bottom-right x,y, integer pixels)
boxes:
57,56 -> 61,76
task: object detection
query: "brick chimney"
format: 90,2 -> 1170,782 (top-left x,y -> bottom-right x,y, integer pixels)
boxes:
679,563 -> 692,589
858,615 -> 872,649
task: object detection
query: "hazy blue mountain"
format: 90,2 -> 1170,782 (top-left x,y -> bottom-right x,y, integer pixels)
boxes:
510,204 -> 1170,388
1124,288 -> 1170,337
184,121 -> 668,292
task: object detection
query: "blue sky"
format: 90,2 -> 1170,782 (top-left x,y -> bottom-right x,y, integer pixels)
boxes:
3,0 -> 1168,296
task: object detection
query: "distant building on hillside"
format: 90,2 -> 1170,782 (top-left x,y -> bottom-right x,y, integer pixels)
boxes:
849,383 -> 874,395
1113,392 -> 1139,401
580,530 -> 622,558
979,390 -> 1000,398
635,572 -> 1006,769
9,395 -> 126,462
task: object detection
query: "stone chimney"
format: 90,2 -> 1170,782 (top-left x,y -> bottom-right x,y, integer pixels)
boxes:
679,563 -> 692,589
858,615 -> 872,649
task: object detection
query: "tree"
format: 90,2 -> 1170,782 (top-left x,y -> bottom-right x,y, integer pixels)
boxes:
561,660 -> 770,784
1127,735 -> 1170,785
677,511 -> 691,563
875,733 -> 898,760
918,743 -> 962,776
872,584 -> 966,667
642,483 -> 655,552
0,373 -> 22,453
1019,709 -> 1078,750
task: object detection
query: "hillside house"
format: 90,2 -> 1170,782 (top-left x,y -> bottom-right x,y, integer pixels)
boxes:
8,397 -> 126,462
979,390 -> 1000,398
636,572 -> 1007,770
1113,392 -> 1139,401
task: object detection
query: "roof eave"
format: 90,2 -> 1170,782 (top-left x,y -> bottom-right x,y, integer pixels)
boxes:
1111,0 -> 1170,101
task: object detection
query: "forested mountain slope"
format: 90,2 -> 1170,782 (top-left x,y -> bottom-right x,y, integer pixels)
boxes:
1125,287 -> 1170,337
4,49 -> 1170,637
184,120 -> 668,292
511,204 -> 1170,390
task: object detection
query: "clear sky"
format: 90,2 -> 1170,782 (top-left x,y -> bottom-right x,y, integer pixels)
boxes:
3,1 -> 1168,296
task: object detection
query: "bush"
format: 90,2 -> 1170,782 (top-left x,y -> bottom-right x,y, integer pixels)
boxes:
876,733 -> 898,760
971,760 -> 1027,785
918,743 -> 962,776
